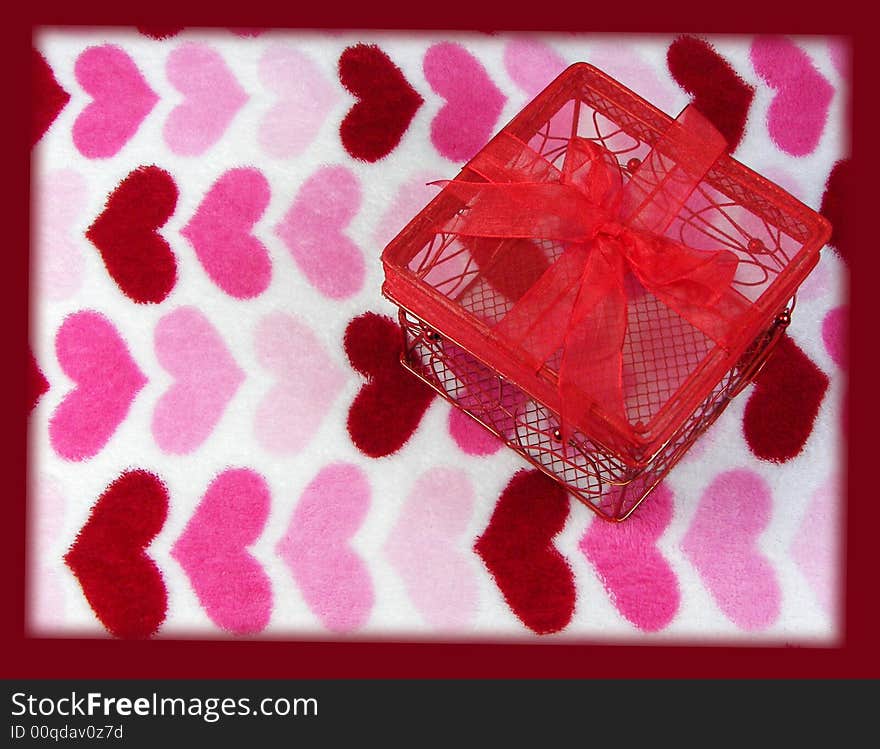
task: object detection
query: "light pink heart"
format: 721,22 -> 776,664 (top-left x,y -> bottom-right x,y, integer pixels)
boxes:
152,306 -> 244,454
751,37 -> 834,157
172,468 -> 272,634
258,45 -> 339,158
73,44 -> 158,158
384,467 -> 479,630
373,171 -> 441,249
797,254 -> 831,301
791,477 -> 841,617
34,169 -> 87,301
424,42 -> 507,162
181,167 -> 272,299
50,310 -> 147,461
29,475 -> 67,630
587,41 -> 682,116
503,38 -> 567,99
164,42 -> 248,156
580,483 -> 679,631
275,165 -> 364,299
682,469 -> 781,630
277,463 -> 373,632
253,312 -> 345,454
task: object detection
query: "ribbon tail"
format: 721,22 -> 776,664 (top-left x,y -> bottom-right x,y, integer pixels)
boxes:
557,237 -> 631,443
492,245 -> 590,371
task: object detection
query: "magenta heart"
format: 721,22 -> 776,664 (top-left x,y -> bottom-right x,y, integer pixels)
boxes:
681,469 -> 781,631
171,468 -> 272,634
164,42 -> 248,156
182,167 -> 272,299
580,483 -> 679,632
50,310 -> 147,461
424,42 -> 506,162
152,306 -> 244,455
73,45 -> 158,158
751,36 -> 834,157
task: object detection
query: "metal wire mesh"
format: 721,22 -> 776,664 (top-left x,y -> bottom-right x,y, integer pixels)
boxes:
399,306 -> 782,521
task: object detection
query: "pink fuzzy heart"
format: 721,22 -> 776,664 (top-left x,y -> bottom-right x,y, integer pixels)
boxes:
258,45 -> 339,158
275,165 -> 364,299
50,311 -> 147,461
172,468 -> 272,634
580,483 -> 679,632
424,42 -> 506,162
152,307 -> 244,455
73,45 -> 158,158
182,167 -> 272,299
751,37 -> 834,157
164,42 -> 248,155
277,463 -> 373,632
253,312 -> 345,454
682,469 -> 781,630
384,467 -> 479,629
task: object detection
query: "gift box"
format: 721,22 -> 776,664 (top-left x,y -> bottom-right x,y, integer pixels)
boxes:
381,63 -> 831,521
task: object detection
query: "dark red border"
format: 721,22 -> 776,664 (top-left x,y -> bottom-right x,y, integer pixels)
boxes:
5,1 -> 877,678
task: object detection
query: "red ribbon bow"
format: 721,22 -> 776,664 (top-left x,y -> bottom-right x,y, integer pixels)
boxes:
440,105 -> 750,442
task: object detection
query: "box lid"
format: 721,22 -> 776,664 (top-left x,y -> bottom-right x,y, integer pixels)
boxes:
382,63 -> 830,463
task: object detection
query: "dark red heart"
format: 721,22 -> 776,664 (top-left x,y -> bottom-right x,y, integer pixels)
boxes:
28,348 -> 49,413
339,44 -> 423,162
32,48 -> 70,147
86,165 -> 178,304
466,237 -> 550,302
345,312 -> 435,457
667,35 -> 755,151
743,333 -> 829,463
64,470 -> 169,638
820,159 -> 850,265
475,469 -> 576,634
137,26 -> 184,39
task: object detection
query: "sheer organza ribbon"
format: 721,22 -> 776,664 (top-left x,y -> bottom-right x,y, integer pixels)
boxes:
439,105 -> 750,441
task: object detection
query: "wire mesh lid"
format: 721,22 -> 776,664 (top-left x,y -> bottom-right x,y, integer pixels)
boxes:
382,63 -> 830,462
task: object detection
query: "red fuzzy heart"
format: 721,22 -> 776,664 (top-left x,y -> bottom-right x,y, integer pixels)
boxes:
667,36 -> 755,151
743,334 -> 829,463
137,26 -> 183,39
64,470 -> 169,638
820,159 -> 850,265
28,348 -> 49,413
86,165 -> 178,304
339,44 -> 423,162
345,312 -> 435,457
32,48 -> 70,147
475,469 -> 576,634
466,237 -> 550,302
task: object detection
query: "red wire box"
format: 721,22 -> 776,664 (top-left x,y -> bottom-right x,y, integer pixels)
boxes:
381,63 -> 831,521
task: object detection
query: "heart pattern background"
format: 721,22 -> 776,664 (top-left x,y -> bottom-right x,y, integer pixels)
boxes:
30,29 -> 847,642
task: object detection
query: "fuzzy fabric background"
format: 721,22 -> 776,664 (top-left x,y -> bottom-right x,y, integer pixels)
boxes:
29,28 -> 848,642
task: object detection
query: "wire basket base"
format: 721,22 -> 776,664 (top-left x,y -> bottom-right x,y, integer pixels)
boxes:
396,305 -> 784,521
